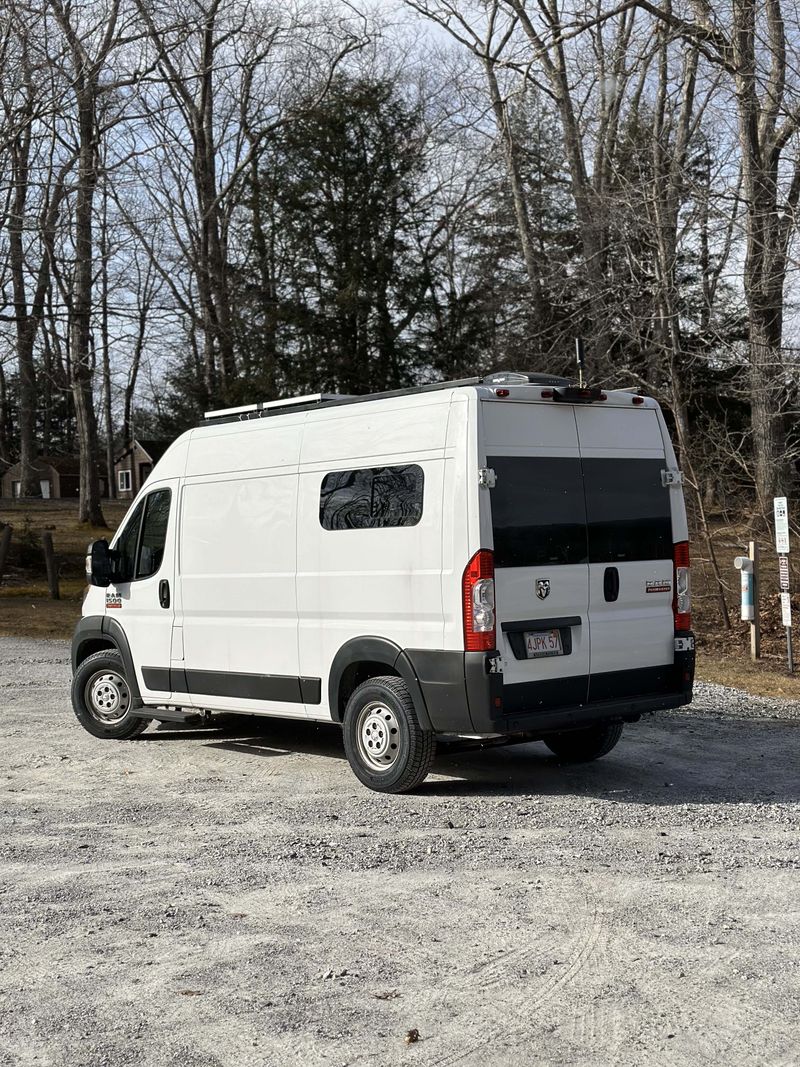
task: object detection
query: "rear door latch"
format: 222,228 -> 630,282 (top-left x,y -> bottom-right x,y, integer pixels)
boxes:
478,467 -> 497,489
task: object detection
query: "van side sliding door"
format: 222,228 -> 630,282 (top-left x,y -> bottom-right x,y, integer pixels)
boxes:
177,422 -> 306,717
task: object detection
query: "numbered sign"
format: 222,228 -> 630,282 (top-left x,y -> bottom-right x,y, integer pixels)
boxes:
779,555 -> 790,592
774,496 -> 790,554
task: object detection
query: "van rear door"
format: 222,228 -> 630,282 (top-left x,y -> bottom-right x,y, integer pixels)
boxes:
575,406 -> 675,699
482,402 -> 590,714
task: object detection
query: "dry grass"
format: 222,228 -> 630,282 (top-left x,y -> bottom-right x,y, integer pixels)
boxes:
0,499 -> 128,556
695,650 -> 800,700
0,593 -> 83,639
0,501 -> 124,640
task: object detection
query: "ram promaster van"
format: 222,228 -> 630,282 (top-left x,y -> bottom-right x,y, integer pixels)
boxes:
73,372 -> 694,792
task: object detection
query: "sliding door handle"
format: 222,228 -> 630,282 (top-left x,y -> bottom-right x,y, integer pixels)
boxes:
603,567 -> 619,603
159,579 -> 170,609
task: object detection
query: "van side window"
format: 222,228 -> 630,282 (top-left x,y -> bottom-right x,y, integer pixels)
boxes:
136,489 -> 172,578
111,489 -> 171,583
114,500 -> 145,582
320,465 -> 424,530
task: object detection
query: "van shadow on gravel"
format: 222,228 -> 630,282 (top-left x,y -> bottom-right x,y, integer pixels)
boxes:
134,709 -> 800,806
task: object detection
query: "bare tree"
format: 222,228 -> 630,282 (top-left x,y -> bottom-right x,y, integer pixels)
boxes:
0,9 -> 73,496
405,1 -> 547,338
629,0 -> 800,506
45,0 -> 152,523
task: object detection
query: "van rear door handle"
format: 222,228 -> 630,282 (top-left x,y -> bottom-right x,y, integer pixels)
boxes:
159,579 -> 170,609
603,567 -> 619,603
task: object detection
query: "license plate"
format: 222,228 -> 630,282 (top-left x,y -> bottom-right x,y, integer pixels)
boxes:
524,629 -> 563,658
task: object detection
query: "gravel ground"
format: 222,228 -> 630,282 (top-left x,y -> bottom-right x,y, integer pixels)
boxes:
1,636 -> 800,1067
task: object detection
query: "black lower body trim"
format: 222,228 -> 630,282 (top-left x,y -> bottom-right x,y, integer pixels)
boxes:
502,674 -> 588,714
141,667 -> 321,704
589,663 -> 681,702
142,667 -> 171,691
495,690 -> 691,736
406,640 -> 696,736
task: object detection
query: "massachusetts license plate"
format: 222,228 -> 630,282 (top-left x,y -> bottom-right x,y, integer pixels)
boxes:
525,629 -> 563,658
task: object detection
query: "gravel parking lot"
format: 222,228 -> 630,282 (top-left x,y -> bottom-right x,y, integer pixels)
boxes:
2,635 -> 800,1067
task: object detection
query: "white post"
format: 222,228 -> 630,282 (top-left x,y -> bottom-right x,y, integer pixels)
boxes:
773,497 -> 793,674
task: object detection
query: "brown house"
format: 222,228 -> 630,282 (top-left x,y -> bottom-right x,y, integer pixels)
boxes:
1,455 -> 108,500
114,439 -> 169,500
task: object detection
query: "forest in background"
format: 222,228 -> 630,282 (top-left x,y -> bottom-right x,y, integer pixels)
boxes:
1,0 -> 799,575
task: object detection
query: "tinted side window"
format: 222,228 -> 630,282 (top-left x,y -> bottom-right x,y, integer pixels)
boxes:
136,489 -> 171,578
488,456 -> 588,567
320,465 -> 424,530
114,500 -> 145,582
584,458 -> 672,562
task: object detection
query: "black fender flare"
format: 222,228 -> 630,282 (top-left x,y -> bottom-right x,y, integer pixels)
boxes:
328,636 -> 432,731
71,615 -> 143,708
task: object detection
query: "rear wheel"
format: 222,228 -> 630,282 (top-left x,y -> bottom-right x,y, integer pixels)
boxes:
343,676 -> 436,793
543,722 -> 623,762
71,649 -> 151,739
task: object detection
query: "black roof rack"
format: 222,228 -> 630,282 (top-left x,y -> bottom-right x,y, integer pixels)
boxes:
198,371 -> 573,427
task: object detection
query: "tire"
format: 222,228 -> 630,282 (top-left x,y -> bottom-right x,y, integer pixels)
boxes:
71,649 -> 151,740
543,722 -> 623,763
342,676 -> 436,793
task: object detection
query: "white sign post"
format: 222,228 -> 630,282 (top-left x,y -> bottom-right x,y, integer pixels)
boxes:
774,497 -> 793,673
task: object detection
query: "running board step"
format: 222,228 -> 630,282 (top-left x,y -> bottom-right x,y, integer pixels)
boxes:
132,707 -> 206,725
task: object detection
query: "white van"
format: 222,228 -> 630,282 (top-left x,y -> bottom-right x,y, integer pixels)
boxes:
73,372 -> 694,792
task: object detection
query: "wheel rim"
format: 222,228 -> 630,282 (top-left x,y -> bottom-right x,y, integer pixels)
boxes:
85,670 -> 131,725
355,701 -> 401,772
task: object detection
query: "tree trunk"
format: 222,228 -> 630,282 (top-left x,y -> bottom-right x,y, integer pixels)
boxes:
0,363 -> 11,465
249,153 -> 278,396
71,85 -> 105,526
99,175 -> 115,500
748,313 -> 787,508
483,59 -> 547,340
123,306 -> 146,450
9,132 -> 41,497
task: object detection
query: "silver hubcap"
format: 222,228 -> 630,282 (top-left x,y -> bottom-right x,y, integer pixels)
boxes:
356,702 -> 401,771
86,670 -> 131,724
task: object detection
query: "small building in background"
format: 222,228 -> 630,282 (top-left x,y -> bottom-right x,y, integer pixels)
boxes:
1,455 -> 108,500
114,439 -> 169,500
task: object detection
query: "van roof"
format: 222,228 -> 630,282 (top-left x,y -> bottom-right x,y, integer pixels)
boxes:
197,371 -> 634,428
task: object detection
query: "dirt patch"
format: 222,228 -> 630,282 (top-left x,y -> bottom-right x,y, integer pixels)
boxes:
2,636 -> 799,1066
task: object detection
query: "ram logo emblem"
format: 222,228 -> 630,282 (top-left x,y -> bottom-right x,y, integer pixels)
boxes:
536,578 -> 551,600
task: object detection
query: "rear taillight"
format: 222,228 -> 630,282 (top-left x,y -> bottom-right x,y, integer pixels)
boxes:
463,549 -> 496,651
673,541 -> 691,631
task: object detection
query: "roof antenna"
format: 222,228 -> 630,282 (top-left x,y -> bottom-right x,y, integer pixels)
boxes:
575,337 -> 586,388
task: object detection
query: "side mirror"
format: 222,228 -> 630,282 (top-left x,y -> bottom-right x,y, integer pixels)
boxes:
86,539 -> 114,587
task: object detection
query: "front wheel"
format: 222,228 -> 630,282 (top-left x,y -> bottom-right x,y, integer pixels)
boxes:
71,649 -> 151,739
343,676 -> 436,793
543,722 -> 623,762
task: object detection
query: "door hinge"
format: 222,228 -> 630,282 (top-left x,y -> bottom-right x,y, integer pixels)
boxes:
661,469 -> 684,487
479,467 -> 497,489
